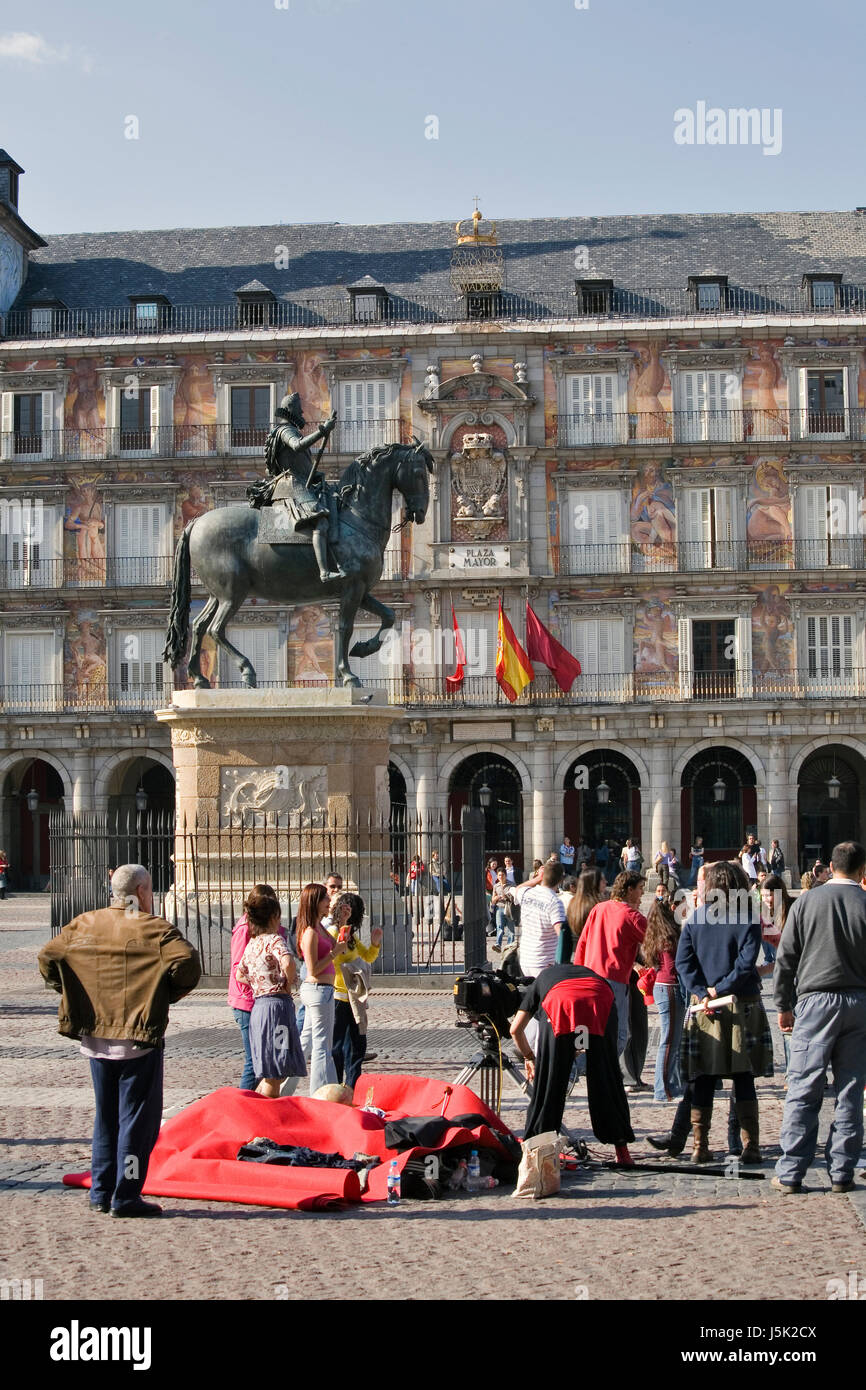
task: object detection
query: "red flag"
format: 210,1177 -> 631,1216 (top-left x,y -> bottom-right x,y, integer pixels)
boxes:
445,602 -> 465,690
525,603 -> 581,692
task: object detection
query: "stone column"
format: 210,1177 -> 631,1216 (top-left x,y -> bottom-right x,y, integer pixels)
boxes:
530,742 -> 555,862
765,737 -> 793,869
648,739 -> 674,860
71,749 -> 93,813
414,743 -> 437,828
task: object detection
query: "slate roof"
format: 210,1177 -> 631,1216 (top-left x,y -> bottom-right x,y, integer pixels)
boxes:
15,211 -> 866,309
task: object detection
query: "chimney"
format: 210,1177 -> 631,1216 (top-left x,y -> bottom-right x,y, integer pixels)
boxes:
0,150 -> 24,210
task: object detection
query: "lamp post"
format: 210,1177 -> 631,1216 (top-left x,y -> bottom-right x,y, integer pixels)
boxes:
26,781 -> 39,891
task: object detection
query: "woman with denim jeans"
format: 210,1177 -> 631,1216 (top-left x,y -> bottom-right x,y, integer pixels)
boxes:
228,883 -> 283,1091
297,882 -> 347,1095
642,898 -> 684,1102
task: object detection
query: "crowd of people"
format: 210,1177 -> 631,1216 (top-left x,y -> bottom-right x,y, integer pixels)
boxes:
35,827 -> 866,1214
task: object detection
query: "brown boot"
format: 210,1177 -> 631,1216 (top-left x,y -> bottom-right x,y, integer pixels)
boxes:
690,1107 -> 713,1163
736,1099 -> 761,1164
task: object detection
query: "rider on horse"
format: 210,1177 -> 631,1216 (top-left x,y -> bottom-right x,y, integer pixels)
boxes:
247,392 -> 346,584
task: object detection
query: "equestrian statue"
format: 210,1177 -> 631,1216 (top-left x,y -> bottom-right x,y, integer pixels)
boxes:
163,393 -> 433,688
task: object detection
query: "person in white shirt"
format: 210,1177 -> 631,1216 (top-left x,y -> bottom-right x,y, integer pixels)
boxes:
518,861 -> 567,977
559,836 -> 576,870
503,856 -> 517,886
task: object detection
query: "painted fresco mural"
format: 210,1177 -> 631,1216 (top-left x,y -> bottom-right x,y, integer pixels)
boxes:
287,605 -> 332,682
751,583 -> 795,678
64,479 -> 105,584
64,608 -> 107,701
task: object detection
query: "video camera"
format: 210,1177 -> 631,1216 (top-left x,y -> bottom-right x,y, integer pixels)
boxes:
453,964 -> 527,1039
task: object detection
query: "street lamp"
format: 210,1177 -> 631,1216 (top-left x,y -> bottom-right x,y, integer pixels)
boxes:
477,782 -> 492,810
713,776 -> 726,803
135,785 -> 148,813
826,775 -> 841,801
596,753 -> 610,805
26,787 -> 39,814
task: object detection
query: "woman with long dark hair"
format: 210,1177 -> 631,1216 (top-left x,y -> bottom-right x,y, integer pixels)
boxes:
675,859 -> 773,1163
560,867 -> 606,963
235,887 -> 305,1099
297,882 -> 347,1095
329,891 -> 383,1088
642,897 -> 684,1102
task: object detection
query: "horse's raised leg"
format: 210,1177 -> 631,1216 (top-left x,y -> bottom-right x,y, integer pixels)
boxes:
209,597 -> 258,687
188,596 -> 219,688
349,592 -> 396,657
336,584 -> 365,687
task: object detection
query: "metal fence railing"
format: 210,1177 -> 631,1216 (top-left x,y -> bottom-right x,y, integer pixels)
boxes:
553,537 -> 866,576
6,282 -> 866,340
49,808 -> 488,978
556,407 -> 864,447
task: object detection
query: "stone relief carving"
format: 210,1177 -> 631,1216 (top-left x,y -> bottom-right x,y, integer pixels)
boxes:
170,726 -> 216,746
221,764 -> 327,826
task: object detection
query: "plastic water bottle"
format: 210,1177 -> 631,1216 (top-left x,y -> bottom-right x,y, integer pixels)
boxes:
467,1150 -> 482,1191
448,1159 -> 469,1191
387,1159 -> 401,1206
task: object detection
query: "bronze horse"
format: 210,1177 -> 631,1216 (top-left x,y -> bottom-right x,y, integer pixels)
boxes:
163,441 -> 433,688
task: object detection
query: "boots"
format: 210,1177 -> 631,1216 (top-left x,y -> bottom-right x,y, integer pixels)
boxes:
690,1107 -> 713,1164
735,1099 -> 761,1164
647,1129 -> 687,1157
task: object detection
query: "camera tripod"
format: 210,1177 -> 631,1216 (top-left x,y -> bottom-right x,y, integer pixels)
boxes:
453,1019 -> 531,1113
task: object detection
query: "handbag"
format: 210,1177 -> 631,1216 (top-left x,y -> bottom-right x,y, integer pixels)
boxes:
636,965 -> 657,1004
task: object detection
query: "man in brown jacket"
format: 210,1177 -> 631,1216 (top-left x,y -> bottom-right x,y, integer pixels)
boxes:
38,864 -> 201,1217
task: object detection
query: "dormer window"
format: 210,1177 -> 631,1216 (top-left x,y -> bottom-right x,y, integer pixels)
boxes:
234,281 -> 276,328
574,279 -> 613,314
688,275 -> 728,313
347,277 -> 389,324
25,292 -> 66,336
465,291 -> 502,321
803,273 -> 842,310
128,293 -> 170,332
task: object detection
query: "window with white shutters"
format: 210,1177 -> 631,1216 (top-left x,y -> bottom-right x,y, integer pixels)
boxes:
114,504 -> 167,586
116,628 -> 168,708
564,488 -> 627,572
346,621 -> 404,690
799,368 -> 847,438
805,614 -> 854,685
0,503 -> 62,589
566,373 -> 619,445
570,619 -> 625,700
383,494 -> 403,578
224,624 -> 284,687
680,487 -> 741,570
5,631 -> 56,709
1,391 -> 55,460
679,370 -> 735,442
339,380 -> 390,453
795,485 -> 862,568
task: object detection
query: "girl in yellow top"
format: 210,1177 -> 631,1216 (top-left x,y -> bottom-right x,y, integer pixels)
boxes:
328,892 -> 383,1088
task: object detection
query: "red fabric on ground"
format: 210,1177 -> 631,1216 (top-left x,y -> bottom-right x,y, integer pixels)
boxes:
62,1075 -> 516,1211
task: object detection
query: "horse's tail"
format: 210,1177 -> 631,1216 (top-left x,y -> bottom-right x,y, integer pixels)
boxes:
163,521 -> 194,669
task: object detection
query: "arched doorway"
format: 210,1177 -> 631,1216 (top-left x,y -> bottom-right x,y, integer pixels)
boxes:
388,761 -> 408,832
2,757 -> 65,890
563,751 -> 641,858
798,745 -> 866,871
681,747 -> 757,860
105,757 -> 175,893
449,752 -> 523,866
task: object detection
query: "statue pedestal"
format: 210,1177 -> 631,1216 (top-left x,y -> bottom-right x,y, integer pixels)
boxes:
157,687 -> 399,829
155,690 -> 405,971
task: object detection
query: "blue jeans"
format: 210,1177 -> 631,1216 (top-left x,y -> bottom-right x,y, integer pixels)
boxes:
233,1007 -> 257,1090
89,1048 -> 163,1212
762,940 -> 777,965
653,982 -> 684,1101
495,906 -> 514,948
776,989 -> 866,1185
299,981 -> 337,1094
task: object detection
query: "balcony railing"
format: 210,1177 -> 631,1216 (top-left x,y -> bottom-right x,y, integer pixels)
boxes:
556,407 -> 864,447
0,424 -> 414,464
0,557 -> 174,590
5,283 -> 866,340
553,536 -> 866,576
5,670 -> 866,714
334,420 -> 402,454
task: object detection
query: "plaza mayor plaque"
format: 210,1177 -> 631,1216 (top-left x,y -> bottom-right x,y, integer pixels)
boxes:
448,544 -> 510,569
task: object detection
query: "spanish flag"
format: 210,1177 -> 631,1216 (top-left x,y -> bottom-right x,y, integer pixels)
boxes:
496,600 -> 534,702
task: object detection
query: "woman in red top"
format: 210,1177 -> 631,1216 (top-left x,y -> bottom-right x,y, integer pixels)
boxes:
642,898 -> 684,1102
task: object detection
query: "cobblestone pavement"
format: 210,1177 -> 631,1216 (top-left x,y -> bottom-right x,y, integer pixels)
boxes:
3,894 -> 866,1302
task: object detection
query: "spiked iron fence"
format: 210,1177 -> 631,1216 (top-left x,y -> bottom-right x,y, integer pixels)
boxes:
49,807 -> 487,978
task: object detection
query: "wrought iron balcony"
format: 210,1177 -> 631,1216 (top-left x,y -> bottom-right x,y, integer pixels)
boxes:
4,283 -> 866,340
556,407 -> 864,448
553,536 -> 866,577
3,668 -> 866,714
0,556 -> 174,590
0,423 -> 411,464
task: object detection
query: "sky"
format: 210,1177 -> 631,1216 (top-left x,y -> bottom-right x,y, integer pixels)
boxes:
1,0 -> 865,235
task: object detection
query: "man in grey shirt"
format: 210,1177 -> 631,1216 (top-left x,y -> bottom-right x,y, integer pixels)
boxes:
772,840 -> 866,1194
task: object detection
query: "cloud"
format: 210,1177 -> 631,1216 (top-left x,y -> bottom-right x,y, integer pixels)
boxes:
0,31 -> 91,70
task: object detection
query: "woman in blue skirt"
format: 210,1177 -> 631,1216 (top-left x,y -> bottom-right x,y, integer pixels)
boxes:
236,887 -> 306,1098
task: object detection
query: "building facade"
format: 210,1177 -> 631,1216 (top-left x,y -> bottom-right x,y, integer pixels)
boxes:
2,148 -> 866,883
